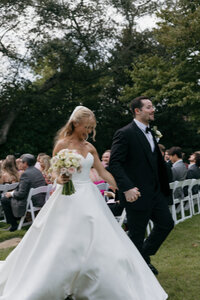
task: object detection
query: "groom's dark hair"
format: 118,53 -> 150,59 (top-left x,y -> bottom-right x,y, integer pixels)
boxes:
130,96 -> 149,116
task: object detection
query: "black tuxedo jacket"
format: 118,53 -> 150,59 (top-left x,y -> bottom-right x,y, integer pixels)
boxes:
109,121 -> 170,210
11,166 -> 46,217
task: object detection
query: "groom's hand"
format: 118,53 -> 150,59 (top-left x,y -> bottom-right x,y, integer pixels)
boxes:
124,187 -> 141,202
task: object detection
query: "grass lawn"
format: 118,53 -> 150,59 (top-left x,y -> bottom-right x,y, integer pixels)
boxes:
152,214 -> 200,300
0,215 -> 200,299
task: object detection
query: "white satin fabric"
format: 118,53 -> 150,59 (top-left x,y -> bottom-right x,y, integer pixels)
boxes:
0,152 -> 167,300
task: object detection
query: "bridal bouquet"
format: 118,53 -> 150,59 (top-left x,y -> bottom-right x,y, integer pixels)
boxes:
50,149 -> 82,195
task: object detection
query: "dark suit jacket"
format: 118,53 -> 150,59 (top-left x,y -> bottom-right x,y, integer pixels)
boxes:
186,164 -> 200,194
186,164 -> 200,180
11,166 -> 46,217
109,121 -> 170,210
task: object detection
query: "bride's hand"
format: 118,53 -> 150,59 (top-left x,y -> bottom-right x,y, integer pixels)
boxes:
124,187 -> 141,202
57,174 -> 70,184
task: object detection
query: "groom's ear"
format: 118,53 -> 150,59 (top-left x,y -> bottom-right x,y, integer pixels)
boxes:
135,108 -> 140,115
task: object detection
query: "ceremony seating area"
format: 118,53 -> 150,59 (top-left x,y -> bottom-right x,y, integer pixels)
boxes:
0,183 -> 19,222
17,184 -> 53,230
169,178 -> 200,224
0,183 -> 53,229
113,179 -> 200,236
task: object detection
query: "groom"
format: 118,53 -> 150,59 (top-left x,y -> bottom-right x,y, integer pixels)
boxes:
109,96 -> 174,275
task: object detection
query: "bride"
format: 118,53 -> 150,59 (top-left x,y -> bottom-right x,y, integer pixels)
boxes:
0,106 -> 168,299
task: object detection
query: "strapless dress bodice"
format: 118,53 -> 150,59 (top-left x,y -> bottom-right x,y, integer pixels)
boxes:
72,152 -> 94,183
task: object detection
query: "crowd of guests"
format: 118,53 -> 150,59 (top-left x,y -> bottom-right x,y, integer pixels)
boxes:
0,153 -> 52,231
0,146 -> 200,232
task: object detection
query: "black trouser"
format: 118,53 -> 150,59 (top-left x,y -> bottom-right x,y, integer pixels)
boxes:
1,197 -> 18,227
126,193 -> 174,263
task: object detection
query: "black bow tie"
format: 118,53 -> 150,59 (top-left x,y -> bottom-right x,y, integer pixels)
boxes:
145,127 -> 151,133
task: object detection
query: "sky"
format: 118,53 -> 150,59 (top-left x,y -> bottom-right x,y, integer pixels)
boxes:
0,5 -> 158,87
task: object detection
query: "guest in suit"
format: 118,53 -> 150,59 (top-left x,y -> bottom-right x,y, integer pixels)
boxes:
168,146 -> 187,181
186,152 -> 200,194
164,149 -> 173,167
1,154 -> 46,231
158,144 -> 173,204
186,152 -> 200,179
109,96 -> 174,275
158,144 -> 173,183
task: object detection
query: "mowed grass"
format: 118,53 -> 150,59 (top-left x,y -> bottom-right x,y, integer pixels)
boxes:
0,216 -> 200,299
152,214 -> 200,300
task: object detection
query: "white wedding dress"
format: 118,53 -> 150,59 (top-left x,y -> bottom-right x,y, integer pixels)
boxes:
0,152 -> 168,300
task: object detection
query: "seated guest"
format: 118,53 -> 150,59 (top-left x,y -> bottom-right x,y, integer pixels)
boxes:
40,155 -> 52,184
1,155 -> 19,184
168,146 -> 187,199
186,152 -> 200,194
101,149 -> 111,168
164,149 -> 173,167
158,144 -> 173,204
168,146 -> 187,181
1,154 -> 46,231
0,160 -> 3,184
90,167 -> 103,183
188,152 -> 196,169
16,158 -> 24,178
105,189 -> 124,217
35,153 -> 47,171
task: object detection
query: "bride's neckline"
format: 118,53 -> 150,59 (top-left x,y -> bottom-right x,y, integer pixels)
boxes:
66,148 -> 91,159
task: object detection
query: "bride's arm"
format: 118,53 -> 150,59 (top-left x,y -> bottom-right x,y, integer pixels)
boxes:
52,139 -> 66,156
90,145 -> 118,190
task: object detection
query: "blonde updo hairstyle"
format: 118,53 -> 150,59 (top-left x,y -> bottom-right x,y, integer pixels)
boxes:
55,106 -> 96,142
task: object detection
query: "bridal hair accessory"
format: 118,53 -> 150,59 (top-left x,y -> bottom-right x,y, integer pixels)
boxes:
50,149 -> 82,195
69,106 -> 85,121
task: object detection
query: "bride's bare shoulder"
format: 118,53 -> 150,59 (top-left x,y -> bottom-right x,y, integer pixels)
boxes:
53,138 -> 69,156
86,142 -> 98,156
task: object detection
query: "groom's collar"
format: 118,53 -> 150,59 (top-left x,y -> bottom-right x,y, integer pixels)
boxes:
133,119 -> 149,133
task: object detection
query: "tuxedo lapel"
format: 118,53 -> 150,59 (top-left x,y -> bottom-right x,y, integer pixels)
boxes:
132,121 -> 155,171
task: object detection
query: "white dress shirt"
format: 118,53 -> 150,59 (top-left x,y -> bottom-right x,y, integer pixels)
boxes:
134,119 -> 155,152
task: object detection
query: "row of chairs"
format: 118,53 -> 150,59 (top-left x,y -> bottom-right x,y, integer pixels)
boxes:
169,178 -> 200,225
0,183 -> 20,222
17,184 -> 53,230
2,178 -> 198,232
96,179 -> 200,235
0,183 -> 53,230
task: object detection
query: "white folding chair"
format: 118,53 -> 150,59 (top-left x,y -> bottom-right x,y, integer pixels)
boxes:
169,181 -> 185,224
17,185 -> 49,230
189,179 -> 200,215
181,179 -> 193,220
0,183 -> 19,222
96,182 -> 109,201
146,220 -> 154,237
7,182 -> 19,191
115,208 -> 126,227
0,184 -> 9,222
96,182 -> 109,192
45,184 -> 53,202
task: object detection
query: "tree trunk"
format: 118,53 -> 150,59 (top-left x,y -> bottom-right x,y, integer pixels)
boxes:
0,110 -> 18,145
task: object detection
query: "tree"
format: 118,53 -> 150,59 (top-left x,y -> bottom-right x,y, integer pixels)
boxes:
119,0 -> 200,155
0,0 -> 165,157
